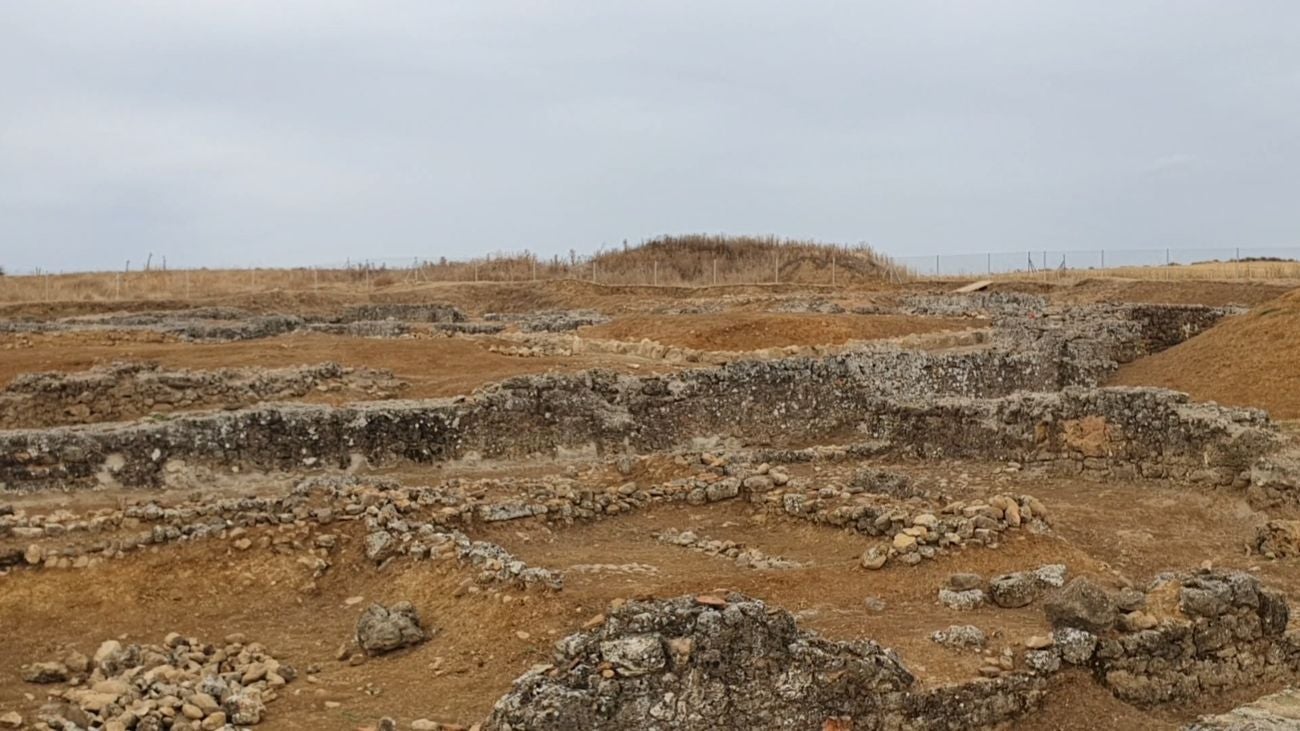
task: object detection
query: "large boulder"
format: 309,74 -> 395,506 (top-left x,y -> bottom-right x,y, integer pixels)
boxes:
356,602 -> 428,655
1044,578 -> 1116,632
485,593 -> 1048,731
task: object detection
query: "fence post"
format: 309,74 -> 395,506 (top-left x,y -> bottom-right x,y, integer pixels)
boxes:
987,253 -> 991,275
935,254 -> 940,276
712,259 -> 717,286
653,260 -> 658,286
591,261 -> 596,283
830,253 -> 835,286
774,251 -> 779,284
1100,249 -> 1105,269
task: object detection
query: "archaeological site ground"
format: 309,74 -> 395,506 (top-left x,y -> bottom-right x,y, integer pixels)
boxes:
4,244 -> 1300,730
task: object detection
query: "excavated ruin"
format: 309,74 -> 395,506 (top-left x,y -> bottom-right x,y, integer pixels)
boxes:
2,294 -> 1297,730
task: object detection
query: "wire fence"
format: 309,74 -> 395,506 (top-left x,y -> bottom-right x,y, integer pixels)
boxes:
3,245 -> 1300,303
892,246 -> 1300,277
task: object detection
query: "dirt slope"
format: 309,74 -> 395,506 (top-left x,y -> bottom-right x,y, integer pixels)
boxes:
1111,291 -> 1300,419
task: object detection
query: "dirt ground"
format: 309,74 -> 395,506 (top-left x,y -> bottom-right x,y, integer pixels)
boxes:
0,312 -> 984,403
1,459 -> 1294,729
1111,290 -> 1300,419
0,331 -> 672,400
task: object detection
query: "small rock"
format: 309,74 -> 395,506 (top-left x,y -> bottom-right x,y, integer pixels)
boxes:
1024,635 -> 1053,650
1114,587 -> 1147,612
938,588 -> 986,611
224,688 -> 265,725
1120,610 -> 1158,632
1033,564 -> 1067,588
892,533 -> 917,551
0,711 -> 22,728
365,531 -> 398,563
1024,649 -> 1061,674
860,547 -> 888,570
930,625 -> 986,649
1045,578 -> 1116,632
1181,577 -> 1233,618
356,602 -> 427,656
1054,627 -> 1098,664
21,661 -> 69,684
989,572 -> 1039,608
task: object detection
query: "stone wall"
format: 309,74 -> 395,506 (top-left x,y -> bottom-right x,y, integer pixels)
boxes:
861,387 -> 1279,485
336,304 -> 465,323
0,361 -> 404,429
0,351 -> 1285,494
0,311 -> 305,342
484,593 -> 1046,731
1064,571 -> 1299,706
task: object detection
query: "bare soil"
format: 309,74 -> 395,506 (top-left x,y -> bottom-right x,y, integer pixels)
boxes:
1111,290 -> 1300,419
0,331 -> 676,400
2,459 -> 1295,729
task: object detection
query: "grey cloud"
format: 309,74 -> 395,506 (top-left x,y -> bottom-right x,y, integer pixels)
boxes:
2,1 -> 1299,272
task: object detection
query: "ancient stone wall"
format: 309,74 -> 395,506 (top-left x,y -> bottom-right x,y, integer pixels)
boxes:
485,593 -> 1046,731
0,312 -> 305,342
1059,571 -> 1300,706
0,361 -> 404,429
336,304 -> 465,323
0,351 -> 1285,494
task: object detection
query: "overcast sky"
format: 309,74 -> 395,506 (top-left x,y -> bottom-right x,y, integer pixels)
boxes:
3,1 -> 1299,272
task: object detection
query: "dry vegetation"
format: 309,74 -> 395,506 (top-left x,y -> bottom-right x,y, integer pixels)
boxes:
985,259 -> 1300,285
0,235 -> 906,304
6,239 -> 1300,306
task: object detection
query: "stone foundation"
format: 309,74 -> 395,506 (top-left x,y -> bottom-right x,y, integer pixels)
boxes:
485,593 -> 1047,731
0,361 -> 404,429
0,358 -> 1285,495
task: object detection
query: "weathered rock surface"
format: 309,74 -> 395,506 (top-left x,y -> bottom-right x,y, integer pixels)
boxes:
485,593 -> 1045,731
356,602 -> 428,655
1044,578 -> 1117,632
2,351 -> 1285,500
0,360 -> 404,430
